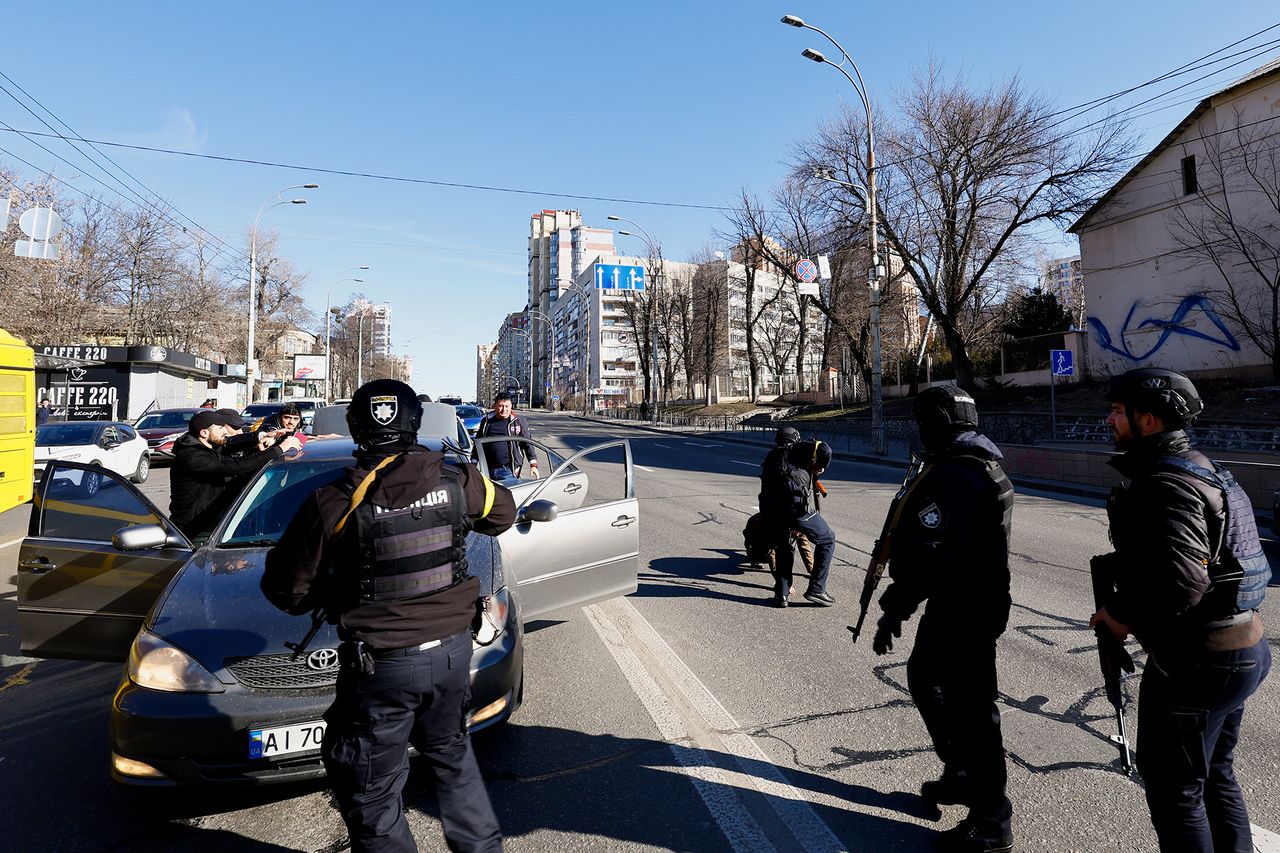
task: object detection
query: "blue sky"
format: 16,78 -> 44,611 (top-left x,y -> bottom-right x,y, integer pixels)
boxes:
1,1 -> 1275,397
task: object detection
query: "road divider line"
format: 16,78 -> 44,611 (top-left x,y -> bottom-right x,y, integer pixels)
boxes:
686,441 -> 722,448
653,443 -> 673,449
584,602 -> 774,852
1254,824 -> 1280,852
588,597 -> 849,852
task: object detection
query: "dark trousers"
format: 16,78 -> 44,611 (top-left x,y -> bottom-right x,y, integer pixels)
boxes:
1137,637 -> 1270,853
907,611 -> 1012,835
322,631 -> 502,853
773,511 -> 835,596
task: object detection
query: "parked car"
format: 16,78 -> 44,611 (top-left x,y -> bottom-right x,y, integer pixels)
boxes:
17,403 -> 638,787
34,421 -> 150,485
455,404 -> 486,436
133,408 -> 204,463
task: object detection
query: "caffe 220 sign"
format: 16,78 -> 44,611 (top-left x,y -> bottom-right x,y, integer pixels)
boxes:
36,345 -> 220,421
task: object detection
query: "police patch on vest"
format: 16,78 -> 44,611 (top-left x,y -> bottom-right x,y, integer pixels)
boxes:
370,394 -> 398,425
918,503 -> 942,528
373,489 -> 451,514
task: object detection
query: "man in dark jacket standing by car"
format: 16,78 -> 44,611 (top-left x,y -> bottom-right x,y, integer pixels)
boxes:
262,379 -> 516,853
1091,368 -> 1270,852
474,392 -> 538,480
758,427 -> 836,608
872,386 -> 1015,853
169,409 -> 300,539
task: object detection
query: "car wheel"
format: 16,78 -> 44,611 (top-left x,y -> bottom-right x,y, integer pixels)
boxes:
84,468 -> 102,497
131,452 -> 150,484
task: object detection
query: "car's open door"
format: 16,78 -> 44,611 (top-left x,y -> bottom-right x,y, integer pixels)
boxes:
474,435 -> 589,512
17,461 -> 193,661
498,439 -> 638,620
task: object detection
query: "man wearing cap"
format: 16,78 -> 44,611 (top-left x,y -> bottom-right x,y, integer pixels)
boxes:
758,426 -> 837,607
170,408 -> 302,539
1093,368 -> 1270,851
871,386 -> 1015,853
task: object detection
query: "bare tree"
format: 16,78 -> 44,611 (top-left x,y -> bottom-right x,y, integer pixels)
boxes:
1168,107 -> 1280,376
800,63 -> 1133,389
690,261 -> 729,405
666,266 -> 697,401
719,191 -> 790,401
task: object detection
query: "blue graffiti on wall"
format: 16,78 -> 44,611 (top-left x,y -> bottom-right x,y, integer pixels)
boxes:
1087,294 -> 1240,362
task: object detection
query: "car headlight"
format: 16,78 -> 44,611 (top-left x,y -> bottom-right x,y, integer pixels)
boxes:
128,629 -> 224,693
473,586 -> 511,648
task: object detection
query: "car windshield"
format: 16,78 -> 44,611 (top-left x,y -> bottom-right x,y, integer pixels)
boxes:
219,460 -> 346,547
456,406 -> 484,418
242,405 -> 282,418
135,411 -> 195,430
36,424 -> 99,446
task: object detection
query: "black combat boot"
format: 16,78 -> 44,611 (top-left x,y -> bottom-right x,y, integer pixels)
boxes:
921,772 -> 973,806
938,818 -> 1013,852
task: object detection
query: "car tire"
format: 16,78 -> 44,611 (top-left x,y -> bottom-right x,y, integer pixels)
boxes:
85,467 -> 102,497
131,452 -> 150,484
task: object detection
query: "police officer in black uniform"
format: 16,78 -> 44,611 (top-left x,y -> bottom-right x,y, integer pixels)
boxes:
872,386 -> 1014,853
759,427 -> 837,607
262,379 -> 516,853
1091,368 -> 1270,852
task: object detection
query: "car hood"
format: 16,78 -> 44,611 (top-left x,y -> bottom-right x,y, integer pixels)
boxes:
138,427 -> 186,440
149,536 -> 504,678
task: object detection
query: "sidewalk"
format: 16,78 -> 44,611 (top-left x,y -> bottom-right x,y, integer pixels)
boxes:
572,414 -> 1113,503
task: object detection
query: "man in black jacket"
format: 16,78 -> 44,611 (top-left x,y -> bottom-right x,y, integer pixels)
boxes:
474,392 -> 538,481
758,427 -> 836,608
262,379 -> 516,853
873,386 -> 1015,853
169,409 -> 300,539
1091,368 -> 1270,852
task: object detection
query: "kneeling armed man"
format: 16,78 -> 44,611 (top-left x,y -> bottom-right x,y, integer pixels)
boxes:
262,379 -> 516,853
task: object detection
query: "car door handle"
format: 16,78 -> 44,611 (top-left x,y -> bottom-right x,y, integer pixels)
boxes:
611,515 -> 637,528
19,558 -> 55,574
562,482 -> 582,494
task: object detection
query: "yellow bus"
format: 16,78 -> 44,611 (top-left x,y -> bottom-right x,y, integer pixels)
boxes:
0,329 -> 35,513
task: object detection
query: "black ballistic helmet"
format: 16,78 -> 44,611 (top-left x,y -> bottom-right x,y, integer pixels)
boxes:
776,427 -> 800,446
1106,368 -> 1204,427
347,379 -> 423,445
913,385 -> 979,434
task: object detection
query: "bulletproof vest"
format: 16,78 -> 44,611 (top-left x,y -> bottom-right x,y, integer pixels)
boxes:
949,454 -> 1015,566
339,466 -> 470,604
760,446 -> 811,516
1157,456 -> 1271,617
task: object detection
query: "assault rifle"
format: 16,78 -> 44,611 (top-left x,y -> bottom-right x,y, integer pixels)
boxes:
849,454 -> 926,644
1089,554 -> 1135,774
286,608 -> 328,661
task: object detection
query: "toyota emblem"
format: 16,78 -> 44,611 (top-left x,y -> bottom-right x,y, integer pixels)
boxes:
306,648 -> 339,671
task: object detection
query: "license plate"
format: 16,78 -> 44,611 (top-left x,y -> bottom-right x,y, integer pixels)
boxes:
249,720 -> 326,759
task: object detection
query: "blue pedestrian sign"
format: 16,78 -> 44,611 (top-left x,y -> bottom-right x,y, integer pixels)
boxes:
594,263 -> 646,290
1051,349 -> 1074,376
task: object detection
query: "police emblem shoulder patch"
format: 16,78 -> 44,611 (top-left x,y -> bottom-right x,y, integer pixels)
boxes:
370,394 -> 398,425
918,503 -> 942,529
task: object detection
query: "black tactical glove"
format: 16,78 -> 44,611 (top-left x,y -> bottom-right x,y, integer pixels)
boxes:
872,615 -> 902,656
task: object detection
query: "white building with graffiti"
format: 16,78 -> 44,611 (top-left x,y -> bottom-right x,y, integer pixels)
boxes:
1070,57 -> 1280,379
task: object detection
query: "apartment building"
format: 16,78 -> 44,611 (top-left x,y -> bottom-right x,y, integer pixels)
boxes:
494,312 -> 531,406
475,342 -> 496,404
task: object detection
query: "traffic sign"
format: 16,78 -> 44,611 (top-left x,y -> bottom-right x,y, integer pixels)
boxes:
552,394 -> 560,402
1051,349 -> 1073,376
795,259 -> 818,283
594,263 -> 646,290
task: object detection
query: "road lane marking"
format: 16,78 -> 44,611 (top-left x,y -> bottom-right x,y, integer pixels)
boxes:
1255,824 -> 1280,852
0,537 -> 23,550
686,441 -> 722,448
587,597 -> 847,852
653,443 -> 673,449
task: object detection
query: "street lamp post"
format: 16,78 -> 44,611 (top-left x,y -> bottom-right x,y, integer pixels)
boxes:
782,15 -> 885,454
325,267 -> 369,402
608,215 -> 662,421
247,183 -> 318,403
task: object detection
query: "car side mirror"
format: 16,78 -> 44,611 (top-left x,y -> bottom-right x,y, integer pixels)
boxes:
102,439 -> 120,449
519,499 -> 558,524
112,523 -> 170,551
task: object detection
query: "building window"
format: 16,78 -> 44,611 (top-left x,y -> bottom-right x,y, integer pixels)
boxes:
1181,155 -> 1197,196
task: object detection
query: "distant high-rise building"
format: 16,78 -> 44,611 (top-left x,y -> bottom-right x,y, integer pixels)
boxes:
352,299 -> 393,357
528,210 -> 614,405
1043,255 -> 1084,326
494,312 -> 530,406
476,342 -> 496,404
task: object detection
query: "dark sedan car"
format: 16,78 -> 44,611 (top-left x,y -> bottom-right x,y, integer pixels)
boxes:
17,408 -> 638,787
133,407 -> 204,462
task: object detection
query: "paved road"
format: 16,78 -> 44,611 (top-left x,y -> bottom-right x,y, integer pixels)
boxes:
1,416 -> 1278,851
